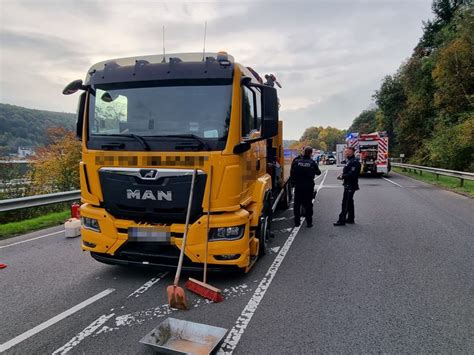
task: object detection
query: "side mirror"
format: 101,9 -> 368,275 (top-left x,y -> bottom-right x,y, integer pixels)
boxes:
240,76 -> 252,86
233,141 -> 251,154
261,85 -> 279,138
63,79 -> 85,95
76,92 -> 86,140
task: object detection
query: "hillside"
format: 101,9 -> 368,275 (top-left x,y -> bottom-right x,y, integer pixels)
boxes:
0,103 -> 75,155
347,1 -> 473,171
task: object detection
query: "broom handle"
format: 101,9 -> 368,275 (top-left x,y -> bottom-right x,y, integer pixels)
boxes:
204,166 -> 212,284
174,169 -> 197,286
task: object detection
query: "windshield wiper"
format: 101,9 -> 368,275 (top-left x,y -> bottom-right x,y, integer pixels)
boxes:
148,134 -> 211,151
97,134 -> 151,151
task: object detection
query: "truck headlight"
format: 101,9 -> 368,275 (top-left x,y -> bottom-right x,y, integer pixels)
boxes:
209,225 -> 245,241
81,217 -> 101,232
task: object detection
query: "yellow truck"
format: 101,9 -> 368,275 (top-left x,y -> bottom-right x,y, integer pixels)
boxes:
63,52 -> 291,273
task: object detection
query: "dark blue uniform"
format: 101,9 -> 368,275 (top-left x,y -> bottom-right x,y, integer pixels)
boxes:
290,156 -> 321,226
337,155 -> 361,224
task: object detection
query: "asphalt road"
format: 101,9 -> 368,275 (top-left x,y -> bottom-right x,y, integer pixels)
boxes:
1,166 -> 472,354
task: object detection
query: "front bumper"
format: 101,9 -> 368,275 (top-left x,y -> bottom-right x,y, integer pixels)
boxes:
80,203 -> 251,269
90,251 -> 244,273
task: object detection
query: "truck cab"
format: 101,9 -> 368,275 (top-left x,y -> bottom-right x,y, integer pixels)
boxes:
63,52 -> 290,273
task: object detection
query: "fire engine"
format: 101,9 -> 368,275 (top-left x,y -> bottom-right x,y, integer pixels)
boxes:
346,131 -> 390,175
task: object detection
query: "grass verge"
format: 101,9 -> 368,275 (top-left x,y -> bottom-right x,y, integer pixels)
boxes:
0,210 -> 69,240
393,167 -> 474,198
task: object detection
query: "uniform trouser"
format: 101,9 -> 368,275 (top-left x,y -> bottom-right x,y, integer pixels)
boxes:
338,188 -> 355,223
294,186 -> 314,224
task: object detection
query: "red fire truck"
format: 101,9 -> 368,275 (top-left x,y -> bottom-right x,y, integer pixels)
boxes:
346,131 -> 390,175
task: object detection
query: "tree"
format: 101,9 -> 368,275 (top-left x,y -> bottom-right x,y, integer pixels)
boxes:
432,0 -> 463,25
0,103 -> 75,154
416,0 -> 464,53
295,126 -> 345,152
432,6 -> 474,119
374,74 -> 406,148
348,0 -> 473,170
427,116 -> 474,171
29,127 -> 81,194
0,162 -> 28,200
348,109 -> 377,134
319,127 -> 346,151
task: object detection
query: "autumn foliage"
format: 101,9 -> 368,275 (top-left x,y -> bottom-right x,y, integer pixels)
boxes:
29,127 -> 81,194
349,0 -> 473,171
291,126 -> 346,152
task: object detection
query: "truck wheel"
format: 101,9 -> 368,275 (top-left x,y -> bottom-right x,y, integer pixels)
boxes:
258,215 -> 270,256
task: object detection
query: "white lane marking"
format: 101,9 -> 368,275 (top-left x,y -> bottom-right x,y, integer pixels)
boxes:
52,313 -> 115,355
127,272 -> 168,298
217,223 -> 304,354
111,284 -> 252,329
0,288 -> 115,353
0,230 -> 64,249
313,173 -> 324,182
218,173 -> 327,354
382,176 -> 403,188
271,217 -> 288,222
54,283 -> 254,349
316,169 -> 329,193
274,228 -> 293,234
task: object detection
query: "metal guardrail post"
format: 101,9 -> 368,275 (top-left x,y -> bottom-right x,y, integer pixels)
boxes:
391,162 -> 474,187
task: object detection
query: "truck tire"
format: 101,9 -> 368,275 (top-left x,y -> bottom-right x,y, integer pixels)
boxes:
258,192 -> 273,256
257,215 -> 270,256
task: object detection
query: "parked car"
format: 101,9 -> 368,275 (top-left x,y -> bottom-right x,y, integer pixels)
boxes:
326,155 -> 336,164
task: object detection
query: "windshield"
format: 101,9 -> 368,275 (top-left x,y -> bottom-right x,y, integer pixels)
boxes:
87,80 -> 232,150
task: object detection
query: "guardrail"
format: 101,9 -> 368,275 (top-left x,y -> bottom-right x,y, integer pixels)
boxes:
0,190 -> 80,212
391,163 -> 474,187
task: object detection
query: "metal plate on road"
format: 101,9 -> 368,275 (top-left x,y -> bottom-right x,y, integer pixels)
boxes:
139,318 -> 228,355
128,227 -> 171,242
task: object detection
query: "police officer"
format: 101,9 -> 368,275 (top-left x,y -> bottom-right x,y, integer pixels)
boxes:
334,146 -> 361,226
291,146 -> 321,227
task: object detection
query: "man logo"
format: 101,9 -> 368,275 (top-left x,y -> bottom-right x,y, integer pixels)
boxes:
140,169 -> 158,179
126,189 -> 172,201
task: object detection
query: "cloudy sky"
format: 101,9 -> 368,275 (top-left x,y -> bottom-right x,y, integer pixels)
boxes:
0,0 -> 433,139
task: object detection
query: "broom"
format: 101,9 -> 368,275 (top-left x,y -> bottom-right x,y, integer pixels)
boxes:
185,166 -> 223,303
167,169 -> 197,310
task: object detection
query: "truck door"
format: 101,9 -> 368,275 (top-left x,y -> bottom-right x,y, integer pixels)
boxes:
240,85 -> 265,200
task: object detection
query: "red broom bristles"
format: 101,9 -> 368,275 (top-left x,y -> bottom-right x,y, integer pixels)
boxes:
185,278 -> 224,303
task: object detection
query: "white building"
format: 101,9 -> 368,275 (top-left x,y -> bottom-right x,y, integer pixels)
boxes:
17,146 -> 35,158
